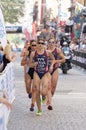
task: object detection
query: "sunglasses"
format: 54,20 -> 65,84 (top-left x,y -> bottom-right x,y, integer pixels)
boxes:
49,41 -> 55,44
38,42 -> 45,45
31,44 -> 36,47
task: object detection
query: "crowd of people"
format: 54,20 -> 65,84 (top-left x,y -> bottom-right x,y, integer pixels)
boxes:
0,27 -> 85,116
20,37 -> 65,116
0,21 -> 85,115
20,21 -> 86,115
69,37 -> 86,51
21,20 -> 86,115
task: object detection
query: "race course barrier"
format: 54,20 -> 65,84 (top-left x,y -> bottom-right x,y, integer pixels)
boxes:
0,62 -> 15,130
72,50 -> 86,69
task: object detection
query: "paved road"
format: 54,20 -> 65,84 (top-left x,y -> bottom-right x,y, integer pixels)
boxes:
8,52 -> 86,130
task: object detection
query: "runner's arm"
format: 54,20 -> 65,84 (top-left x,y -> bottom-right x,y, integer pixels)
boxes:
56,49 -> 65,64
29,52 -> 38,67
48,51 -> 55,67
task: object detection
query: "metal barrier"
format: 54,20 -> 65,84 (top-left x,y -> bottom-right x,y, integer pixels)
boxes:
0,62 -> 15,130
72,50 -> 86,69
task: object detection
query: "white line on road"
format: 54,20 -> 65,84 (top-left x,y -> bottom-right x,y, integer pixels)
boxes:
54,93 -> 86,99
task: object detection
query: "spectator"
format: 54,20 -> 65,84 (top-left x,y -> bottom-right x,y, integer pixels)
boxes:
3,44 -> 16,70
70,37 -> 79,51
0,43 -> 4,72
39,27 -> 51,41
79,39 -> 86,51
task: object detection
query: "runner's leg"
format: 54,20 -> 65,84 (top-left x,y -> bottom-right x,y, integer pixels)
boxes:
25,74 -> 32,93
51,69 -> 59,96
33,72 -> 42,113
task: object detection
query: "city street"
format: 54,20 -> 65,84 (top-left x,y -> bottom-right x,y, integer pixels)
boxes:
8,52 -> 86,130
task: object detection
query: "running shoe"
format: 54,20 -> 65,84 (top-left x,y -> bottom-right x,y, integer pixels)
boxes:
36,110 -> 42,116
47,105 -> 53,110
30,104 -> 34,111
28,93 -> 32,99
30,107 -> 34,111
42,96 -> 46,104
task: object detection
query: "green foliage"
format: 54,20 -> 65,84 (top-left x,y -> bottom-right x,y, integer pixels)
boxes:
0,0 -> 25,23
7,33 -> 25,48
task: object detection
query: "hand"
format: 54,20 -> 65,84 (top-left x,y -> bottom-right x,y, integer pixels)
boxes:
34,62 -> 38,67
49,66 -> 53,73
0,98 -> 13,109
4,98 -> 13,109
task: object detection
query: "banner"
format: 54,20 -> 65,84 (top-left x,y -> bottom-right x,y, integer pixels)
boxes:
72,51 -> 86,69
0,6 -> 7,48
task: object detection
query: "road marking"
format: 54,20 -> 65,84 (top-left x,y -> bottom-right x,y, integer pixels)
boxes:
53,93 -> 86,99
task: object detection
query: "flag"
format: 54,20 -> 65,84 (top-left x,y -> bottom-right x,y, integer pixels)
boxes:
32,22 -> 37,40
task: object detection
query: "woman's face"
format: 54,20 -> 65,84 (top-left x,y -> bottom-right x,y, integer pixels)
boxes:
31,41 -> 37,51
37,40 -> 45,49
48,39 -> 55,49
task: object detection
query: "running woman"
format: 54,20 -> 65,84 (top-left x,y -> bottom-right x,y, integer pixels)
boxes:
20,40 -> 37,99
48,38 -> 65,96
29,39 -> 55,115
26,40 -> 37,99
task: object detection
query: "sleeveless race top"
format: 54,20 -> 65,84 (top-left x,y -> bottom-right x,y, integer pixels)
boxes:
48,48 -> 59,69
34,50 -> 48,76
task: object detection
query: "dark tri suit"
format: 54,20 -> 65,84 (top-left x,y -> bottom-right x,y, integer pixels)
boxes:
34,50 -> 49,79
27,53 -> 34,80
3,54 -> 10,70
48,48 -> 59,75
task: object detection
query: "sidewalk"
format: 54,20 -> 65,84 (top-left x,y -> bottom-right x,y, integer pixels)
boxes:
8,52 -> 86,130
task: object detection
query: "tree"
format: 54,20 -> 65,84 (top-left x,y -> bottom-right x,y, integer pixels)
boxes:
0,0 -> 25,23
